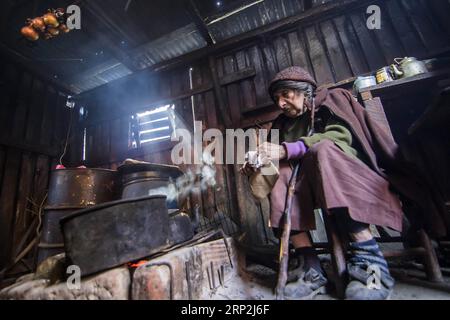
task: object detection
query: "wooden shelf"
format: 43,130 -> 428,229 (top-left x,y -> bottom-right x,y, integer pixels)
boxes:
358,68 -> 450,101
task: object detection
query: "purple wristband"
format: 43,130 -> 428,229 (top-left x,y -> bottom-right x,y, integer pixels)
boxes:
282,141 -> 308,160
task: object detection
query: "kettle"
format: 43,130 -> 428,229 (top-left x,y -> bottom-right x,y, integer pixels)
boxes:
390,57 -> 428,79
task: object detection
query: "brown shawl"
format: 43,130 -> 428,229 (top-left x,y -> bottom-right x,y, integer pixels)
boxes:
308,87 -> 447,237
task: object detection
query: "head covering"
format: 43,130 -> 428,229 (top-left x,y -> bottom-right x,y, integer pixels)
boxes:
269,80 -> 313,103
269,66 -> 318,136
269,66 -> 317,89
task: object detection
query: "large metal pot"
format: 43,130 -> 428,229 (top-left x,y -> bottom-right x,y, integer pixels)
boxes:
47,168 -> 119,207
119,163 -> 183,209
37,207 -> 82,264
38,168 -> 119,264
60,195 -> 170,277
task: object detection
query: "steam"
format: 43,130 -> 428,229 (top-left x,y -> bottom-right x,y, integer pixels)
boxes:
148,151 -> 217,201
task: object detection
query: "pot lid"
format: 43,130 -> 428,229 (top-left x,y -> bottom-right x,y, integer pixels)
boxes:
118,160 -> 183,178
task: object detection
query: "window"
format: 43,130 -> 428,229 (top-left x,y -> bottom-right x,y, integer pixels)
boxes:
130,104 -> 176,148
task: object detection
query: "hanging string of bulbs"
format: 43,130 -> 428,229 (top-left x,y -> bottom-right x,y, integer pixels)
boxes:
20,8 -> 71,41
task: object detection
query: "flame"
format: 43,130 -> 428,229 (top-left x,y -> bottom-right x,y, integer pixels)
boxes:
128,260 -> 148,268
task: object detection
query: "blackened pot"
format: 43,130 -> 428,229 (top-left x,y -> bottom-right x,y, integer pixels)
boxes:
38,168 -> 119,265
47,168 -> 119,207
37,207 -> 83,264
120,163 -> 183,209
60,195 -> 170,277
168,211 -> 194,245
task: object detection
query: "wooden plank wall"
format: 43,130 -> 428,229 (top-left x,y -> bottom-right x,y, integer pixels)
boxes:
214,0 -> 450,129
0,55 -> 70,273
72,0 -> 450,245
77,60 -> 241,235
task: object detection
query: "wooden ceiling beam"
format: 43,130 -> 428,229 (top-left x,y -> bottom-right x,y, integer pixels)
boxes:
81,1 -> 140,72
77,0 -> 364,98
185,0 -> 216,46
0,42 -> 73,93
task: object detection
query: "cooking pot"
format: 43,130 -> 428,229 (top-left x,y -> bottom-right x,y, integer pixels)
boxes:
119,163 -> 184,209
37,168 -> 119,264
61,195 -> 170,276
47,168 -> 119,207
168,211 -> 194,245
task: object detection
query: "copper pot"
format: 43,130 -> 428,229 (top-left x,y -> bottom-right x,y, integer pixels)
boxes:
21,25 -> 39,41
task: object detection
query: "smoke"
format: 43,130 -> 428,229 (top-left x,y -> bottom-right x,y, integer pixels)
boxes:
147,150 -> 217,202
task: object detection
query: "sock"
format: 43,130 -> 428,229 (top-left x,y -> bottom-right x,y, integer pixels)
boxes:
295,247 -> 323,274
348,239 -> 390,277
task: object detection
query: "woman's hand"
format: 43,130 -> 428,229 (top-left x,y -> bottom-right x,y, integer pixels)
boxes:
257,142 -> 287,161
239,161 -> 256,176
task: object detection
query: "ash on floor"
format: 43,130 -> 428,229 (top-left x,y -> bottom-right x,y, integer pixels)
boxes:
206,260 -> 450,300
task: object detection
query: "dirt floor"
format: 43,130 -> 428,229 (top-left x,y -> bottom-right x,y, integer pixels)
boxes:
207,260 -> 450,300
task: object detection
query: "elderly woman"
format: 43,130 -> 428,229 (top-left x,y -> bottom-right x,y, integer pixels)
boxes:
241,66 -> 445,300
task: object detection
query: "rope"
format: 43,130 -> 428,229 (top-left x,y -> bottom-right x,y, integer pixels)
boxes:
59,105 -> 74,165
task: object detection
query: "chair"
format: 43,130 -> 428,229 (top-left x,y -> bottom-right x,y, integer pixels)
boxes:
312,93 -> 445,299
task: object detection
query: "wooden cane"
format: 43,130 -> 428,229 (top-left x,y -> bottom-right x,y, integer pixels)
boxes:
275,162 -> 301,300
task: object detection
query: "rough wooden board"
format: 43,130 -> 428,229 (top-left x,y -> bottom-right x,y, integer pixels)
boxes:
31,155 -> 50,216
319,20 -> 352,82
25,79 -> 45,145
261,42 -> 279,85
428,0 -> 450,35
348,13 -> 385,72
0,64 -> 20,140
274,35 -> 292,72
0,149 -> 22,268
236,50 -> 257,112
400,0 -> 444,53
332,16 -> 367,76
304,25 -> 334,85
39,86 -> 57,147
0,147 -> 5,199
11,153 -> 36,255
11,73 -> 33,141
288,30 -> 314,76
223,54 -> 242,127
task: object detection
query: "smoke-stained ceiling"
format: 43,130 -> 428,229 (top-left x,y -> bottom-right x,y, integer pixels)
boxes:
0,0 -> 332,94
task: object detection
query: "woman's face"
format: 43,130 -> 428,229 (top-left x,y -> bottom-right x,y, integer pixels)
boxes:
273,89 -> 307,118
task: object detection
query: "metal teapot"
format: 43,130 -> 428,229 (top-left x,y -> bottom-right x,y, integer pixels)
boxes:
390,57 -> 428,79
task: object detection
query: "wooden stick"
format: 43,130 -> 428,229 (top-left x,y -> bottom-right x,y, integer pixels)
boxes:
13,217 -> 38,258
275,162 -> 300,300
0,236 -> 39,279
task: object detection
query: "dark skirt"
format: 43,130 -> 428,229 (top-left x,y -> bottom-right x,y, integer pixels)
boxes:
269,140 -> 403,232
